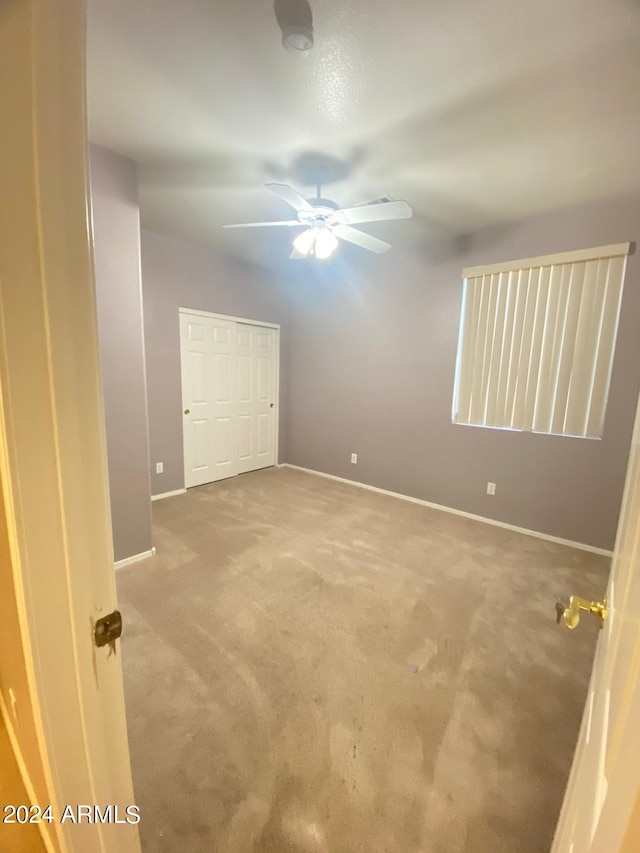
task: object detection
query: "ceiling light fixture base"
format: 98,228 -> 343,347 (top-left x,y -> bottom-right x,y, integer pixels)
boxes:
282,24 -> 314,55
307,198 -> 339,212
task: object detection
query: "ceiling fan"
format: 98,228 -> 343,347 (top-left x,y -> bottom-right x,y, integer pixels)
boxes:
223,182 -> 413,260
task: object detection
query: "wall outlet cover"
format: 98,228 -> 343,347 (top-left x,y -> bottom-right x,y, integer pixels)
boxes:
156,462 -> 163,474
487,482 -> 496,495
351,453 -> 358,464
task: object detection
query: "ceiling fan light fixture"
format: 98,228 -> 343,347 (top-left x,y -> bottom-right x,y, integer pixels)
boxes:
223,182 -> 412,258
314,228 -> 339,260
293,228 -> 316,257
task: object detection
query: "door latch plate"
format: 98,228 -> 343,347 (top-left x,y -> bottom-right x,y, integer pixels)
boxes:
94,610 -> 123,649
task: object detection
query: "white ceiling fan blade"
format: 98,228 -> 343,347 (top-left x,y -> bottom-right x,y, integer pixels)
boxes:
331,225 -> 391,255
266,183 -> 316,213
332,224 -> 391,254
332,199 -> 412,225
222,220 -> 301,229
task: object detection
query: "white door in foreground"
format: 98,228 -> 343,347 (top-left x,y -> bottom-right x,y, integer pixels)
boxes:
180,313 -> 238,487
236,323 -> 277,474
552,394 -> 640,852
1,1 -> 140,849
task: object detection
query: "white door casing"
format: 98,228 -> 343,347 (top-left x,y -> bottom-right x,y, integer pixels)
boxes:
237,323 -> 277,474
552,393 -> 640,852
180,310 -> 279,488
180,313 -> 238,487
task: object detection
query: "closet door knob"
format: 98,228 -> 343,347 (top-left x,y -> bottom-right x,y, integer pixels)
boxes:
184,409 -> 190,415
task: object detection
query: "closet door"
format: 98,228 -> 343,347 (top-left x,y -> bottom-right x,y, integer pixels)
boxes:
236,323 -> 277,474
180,313 -> 238,487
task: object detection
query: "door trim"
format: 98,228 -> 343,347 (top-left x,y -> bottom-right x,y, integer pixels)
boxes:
179,309 -> 281,485
179,307 -> 280,330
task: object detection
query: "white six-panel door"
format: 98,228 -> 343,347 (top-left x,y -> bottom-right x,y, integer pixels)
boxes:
237,323 -> 277,474
180,311 -> 278,488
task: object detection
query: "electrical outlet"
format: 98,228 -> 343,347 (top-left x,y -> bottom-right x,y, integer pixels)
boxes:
487,482 -> 496,496
156,462 -> 163,474
351,453 -> 358,464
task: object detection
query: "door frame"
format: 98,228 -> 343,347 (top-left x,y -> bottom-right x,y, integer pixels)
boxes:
178,308 -> 281,485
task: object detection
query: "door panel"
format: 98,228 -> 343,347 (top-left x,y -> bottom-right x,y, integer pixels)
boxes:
191,420 -> 208,471
188,319 -> 205,340
214,326 -> 230,345
236,324 -> 276,475
214,353 -> 231,402
552,394 -> 640,852
180,313 -> 238,487
258,413 -> 270,455
258,357 -> 270,400
256,331 -> 271,349
189,350 -> 207,402
214,417 -> 233,465
238,415 -> 252,460
238,355 -> 252,401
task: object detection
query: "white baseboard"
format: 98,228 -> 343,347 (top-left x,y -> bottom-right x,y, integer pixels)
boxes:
281,464 -> 613,558
114,546 -> 156,570
151,488 -> 186,502
0,693 -> 56,853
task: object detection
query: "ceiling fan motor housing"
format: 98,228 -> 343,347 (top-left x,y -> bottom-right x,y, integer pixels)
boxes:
308,198 -> 339,211
300,203 -> 340,226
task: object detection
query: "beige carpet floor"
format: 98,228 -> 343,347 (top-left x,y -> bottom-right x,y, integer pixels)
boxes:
116,467 -> 610,853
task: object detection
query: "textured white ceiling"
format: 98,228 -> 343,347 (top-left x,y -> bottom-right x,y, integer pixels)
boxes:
87,0 -> 640,268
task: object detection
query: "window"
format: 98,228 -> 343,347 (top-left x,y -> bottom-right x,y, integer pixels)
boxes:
453,242 -> 630,438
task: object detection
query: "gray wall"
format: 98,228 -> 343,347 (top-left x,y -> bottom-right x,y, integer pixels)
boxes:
284,194 -> 640,551
141,229 -> 290,496
90,144 -> 153,562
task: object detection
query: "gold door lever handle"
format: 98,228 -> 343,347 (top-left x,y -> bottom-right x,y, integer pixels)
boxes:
556,595 -> 607,630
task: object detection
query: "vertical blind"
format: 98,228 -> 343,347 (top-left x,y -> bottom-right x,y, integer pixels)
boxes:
453,243 -> 630,438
